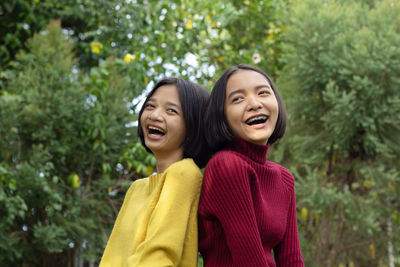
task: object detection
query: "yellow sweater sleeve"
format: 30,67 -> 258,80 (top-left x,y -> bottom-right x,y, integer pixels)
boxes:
127,159 -> 202,267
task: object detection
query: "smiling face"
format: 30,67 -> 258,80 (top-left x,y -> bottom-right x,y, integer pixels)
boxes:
140,84 -> 186,158
224,70 -> 279,146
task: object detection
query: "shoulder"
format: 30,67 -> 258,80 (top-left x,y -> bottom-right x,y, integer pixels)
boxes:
203,150 -> 252,187
267,161 -> 295,191
206,149 -> 250,171
129,177 -> 148,192
132,176 -> 149,185
164,158 -> 203,188
166,158 -> 202,177
121,177 -> 149,204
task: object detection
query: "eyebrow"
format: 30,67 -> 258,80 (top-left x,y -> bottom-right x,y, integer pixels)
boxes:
227,89 -> 245,99
227,85 -> 271,99
165,101 -> 182,110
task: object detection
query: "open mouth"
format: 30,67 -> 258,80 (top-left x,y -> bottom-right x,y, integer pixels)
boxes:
245,115 -> 268,126
148,125 -> 166,136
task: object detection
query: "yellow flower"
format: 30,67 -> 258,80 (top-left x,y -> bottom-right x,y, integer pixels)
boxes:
301,207 -> 308,221
216,57 -> 224,62
146,166 -> 154,176
369,243 -> 375,259
349,262 -> 355,267
124,53 -> 136,64
363,180 -> 372,189
144,76 -> 149,84
90,41 -> 103,54
393,210 -> 398,221
186,19 -> 193,29
338,264 -> 345,267
205,15 -> 212,23
67,173 -> 80,189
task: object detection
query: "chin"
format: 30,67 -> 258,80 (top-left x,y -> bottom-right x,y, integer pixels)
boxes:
145,143 -> 162,152
245,138 -> 268,146
255,141 -> 268,146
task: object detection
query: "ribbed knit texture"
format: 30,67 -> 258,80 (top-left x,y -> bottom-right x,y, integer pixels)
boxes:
100,158 -> 203,267
198,138 -> 304,267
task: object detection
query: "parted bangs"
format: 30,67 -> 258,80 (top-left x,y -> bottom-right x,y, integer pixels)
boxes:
137,77 -> 211,168
205,64 -> 287,152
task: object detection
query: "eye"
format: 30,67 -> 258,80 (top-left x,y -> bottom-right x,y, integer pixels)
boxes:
232,96 -> 244,103
259,90 -> 271,96
144,103 -> 155,109
167,108 -> 178,114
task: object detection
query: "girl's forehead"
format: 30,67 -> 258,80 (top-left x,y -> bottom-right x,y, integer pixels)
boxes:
226,70 -> 270,91
149,85 -> 180,101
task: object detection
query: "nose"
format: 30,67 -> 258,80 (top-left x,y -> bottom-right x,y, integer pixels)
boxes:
149,108 -> 163,121
247,95 -> 262,111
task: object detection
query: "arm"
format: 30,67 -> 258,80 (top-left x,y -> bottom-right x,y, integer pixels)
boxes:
127,160 -> 202,267
273,171 -> 304,267
200,153 -> 270,266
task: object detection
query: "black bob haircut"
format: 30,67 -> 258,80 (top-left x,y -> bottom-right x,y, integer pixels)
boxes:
137,77 -> 210,168
205,63 -> 287,151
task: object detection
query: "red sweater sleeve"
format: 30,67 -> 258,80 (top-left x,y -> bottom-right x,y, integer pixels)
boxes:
200,152 -> 271,267
273,169 -> 304,267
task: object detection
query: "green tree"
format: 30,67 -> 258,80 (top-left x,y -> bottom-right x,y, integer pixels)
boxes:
0,0 -> 296,265
0,22 -> 155,266
1,0 -> 290,88
0,0 -> 116,71
279,0 -> 400,265
192,0 -> 290,79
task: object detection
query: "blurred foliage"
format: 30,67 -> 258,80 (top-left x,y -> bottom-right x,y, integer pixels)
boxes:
1,0 -> 399,266
191,0 -> 290,80
1,0 -> 289,89
277,0 -> 400,266
0,22 -> 154,265
1,0 -> 289,265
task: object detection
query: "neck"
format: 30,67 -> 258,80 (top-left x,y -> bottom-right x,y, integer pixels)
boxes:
227,138 -> 270,164
154,149 -> 184,173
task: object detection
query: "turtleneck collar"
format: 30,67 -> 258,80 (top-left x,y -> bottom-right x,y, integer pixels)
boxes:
226,138 -> 270,164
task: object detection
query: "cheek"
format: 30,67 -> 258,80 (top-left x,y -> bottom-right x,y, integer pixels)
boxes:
224,107 -> 234,127
174,118 -> 186,138
225,107 -> 241,136
226,106 -> 242,125
139,113 -> 146,128
179,123 -> 186,138
272,99 -> 279,116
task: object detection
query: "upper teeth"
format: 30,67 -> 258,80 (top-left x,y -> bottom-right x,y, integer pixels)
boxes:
247,116 -> 267,123
149,126 -> 165,133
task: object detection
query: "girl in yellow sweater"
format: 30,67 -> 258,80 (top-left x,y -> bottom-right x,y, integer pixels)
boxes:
100,78 -> 210,267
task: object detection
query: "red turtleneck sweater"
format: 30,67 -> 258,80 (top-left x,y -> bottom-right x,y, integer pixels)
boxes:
198,138 -> 304,267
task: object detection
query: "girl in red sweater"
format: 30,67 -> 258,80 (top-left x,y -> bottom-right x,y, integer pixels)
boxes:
198,64 -> 304,266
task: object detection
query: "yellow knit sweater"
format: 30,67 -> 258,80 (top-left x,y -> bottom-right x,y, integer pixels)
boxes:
99,158 -> 203,267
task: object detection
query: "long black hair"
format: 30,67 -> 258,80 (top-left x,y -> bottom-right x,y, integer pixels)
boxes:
205,64 -> 287,151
